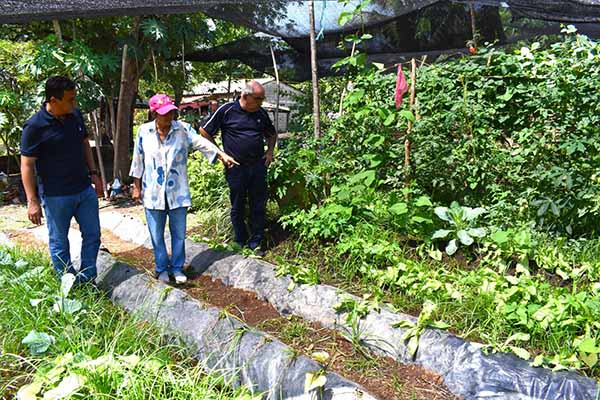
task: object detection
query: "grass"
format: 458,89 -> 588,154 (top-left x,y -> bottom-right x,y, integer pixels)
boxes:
0,245 -> 260,399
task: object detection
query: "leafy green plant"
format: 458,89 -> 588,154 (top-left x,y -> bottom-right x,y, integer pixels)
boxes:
431,202 -> 487,255
334,294 -> 380,358
393,301 -> 450,359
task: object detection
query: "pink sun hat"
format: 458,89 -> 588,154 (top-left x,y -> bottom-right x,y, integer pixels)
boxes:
148,94 -> 178,115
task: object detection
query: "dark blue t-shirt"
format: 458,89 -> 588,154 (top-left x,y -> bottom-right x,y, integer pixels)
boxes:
21,104 -> 91,197
202,100 -> 276,165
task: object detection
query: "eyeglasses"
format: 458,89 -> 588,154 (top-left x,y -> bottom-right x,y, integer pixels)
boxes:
251,94 -> 266,101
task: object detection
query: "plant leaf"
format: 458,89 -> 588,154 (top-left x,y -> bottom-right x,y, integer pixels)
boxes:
304,372 -> 327,392
434,207 -> 451,222
491,230 -> 509,244
467,227 -> 487,238
414,196 -> 432,207
53,298 -> 83,315
578,338 -> 600,354
43,374 -> 86,400
446,239 -> 458,255
580,352 -> 598,369
431,229 -> 451,240
389,202 -> 408,215
463,207 -> 486,222
509,346 -> 530,360
311,351 -> 330,364
16,381 -> 43,400
22,330 -> 54,355
60,273 -> 76,298
407,334 -> 420,359
457,230 -> 474,246
429,321 -> 451,330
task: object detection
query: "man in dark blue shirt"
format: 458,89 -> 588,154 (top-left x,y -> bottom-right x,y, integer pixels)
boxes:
21,76 -> 104,283
200,81 -> 277,252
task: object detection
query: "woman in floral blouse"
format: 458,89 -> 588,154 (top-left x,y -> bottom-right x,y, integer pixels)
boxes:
129,94 -> 238,284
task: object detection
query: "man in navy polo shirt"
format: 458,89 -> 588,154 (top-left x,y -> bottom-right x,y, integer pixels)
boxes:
200,81 -> 277,253
21,76 -> 104,283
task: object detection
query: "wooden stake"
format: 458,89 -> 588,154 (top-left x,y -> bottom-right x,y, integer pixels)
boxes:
405,58 -> 417,189
308,0 -> 321,139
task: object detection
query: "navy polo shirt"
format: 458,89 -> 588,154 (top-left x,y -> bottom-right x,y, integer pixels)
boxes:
21,104 -> 91,197
202,100 -> 276,165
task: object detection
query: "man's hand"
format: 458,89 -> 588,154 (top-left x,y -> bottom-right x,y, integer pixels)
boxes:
264,150 -> 274,167
27,198 -> 43,226
91,175 -> 104,198
219,152 -> 240,169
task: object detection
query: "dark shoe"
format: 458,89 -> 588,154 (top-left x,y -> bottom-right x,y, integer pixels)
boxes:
250,247 -> 265,257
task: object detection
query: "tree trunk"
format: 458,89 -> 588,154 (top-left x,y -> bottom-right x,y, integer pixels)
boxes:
113,44 -> 138,182
308,0 -> 321,139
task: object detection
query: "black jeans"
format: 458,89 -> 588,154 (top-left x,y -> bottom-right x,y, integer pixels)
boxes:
225,162 -> 267,248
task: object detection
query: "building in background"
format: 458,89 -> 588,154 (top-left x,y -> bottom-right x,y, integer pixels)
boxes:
179,78 -> 303,133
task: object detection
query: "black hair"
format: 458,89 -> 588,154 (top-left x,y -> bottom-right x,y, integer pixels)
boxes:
45,76 -> 76,102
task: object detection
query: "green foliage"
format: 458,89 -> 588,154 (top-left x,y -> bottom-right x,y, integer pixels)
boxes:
431,202 -> 487,255
393,301 -> 450,359
190,31 -> 600,376
0,246 -> 258,399
187,152 -> 227,211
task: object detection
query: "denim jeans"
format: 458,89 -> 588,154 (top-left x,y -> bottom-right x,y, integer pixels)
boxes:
145,205 -> 187,274
225,162 -> 268,249
41,185 -> 101,282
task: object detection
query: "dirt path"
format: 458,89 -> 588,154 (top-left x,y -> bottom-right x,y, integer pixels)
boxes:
2,207 -> 460,400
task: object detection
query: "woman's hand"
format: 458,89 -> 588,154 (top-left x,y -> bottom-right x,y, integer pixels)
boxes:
219,152 -> 240,168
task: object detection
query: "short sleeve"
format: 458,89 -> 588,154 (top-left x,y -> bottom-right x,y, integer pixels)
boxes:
185,123 -> 218,164
74,108 -> 89,138
129,128 -> 145,179
201,104 -> 227,137
20,121 -> 42,158
261,109 -> 276,138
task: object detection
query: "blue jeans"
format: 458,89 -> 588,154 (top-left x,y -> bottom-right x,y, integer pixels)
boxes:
225,162 -> 267,249
41,185 -> 101,282
145,206 -> 187,275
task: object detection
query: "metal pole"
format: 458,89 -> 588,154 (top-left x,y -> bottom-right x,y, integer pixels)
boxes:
308,0 -> 321,139
404,58 -> 417,189
269,44 -> 280,133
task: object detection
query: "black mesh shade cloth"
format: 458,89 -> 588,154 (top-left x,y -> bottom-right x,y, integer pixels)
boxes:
1,1 -> 600,79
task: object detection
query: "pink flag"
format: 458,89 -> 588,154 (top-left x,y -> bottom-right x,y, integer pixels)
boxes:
394,64 -> 408,109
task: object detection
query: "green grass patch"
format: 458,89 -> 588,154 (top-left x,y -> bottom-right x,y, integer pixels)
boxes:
0,245 -> 260,399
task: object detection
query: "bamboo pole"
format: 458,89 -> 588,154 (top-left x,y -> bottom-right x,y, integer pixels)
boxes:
308,0 -> 321,139
405,58 -> 417,189
469,1 -> 478,46
269,44 -> 280,133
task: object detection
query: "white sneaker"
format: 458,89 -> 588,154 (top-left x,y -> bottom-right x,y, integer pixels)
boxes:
173,271 -> 187,284
158,271 -> 170,283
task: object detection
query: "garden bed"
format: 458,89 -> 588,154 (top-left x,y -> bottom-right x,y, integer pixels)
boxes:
95,209 -> 599,399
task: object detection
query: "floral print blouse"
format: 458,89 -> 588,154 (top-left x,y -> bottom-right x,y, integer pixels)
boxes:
129,120 -> 218,210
